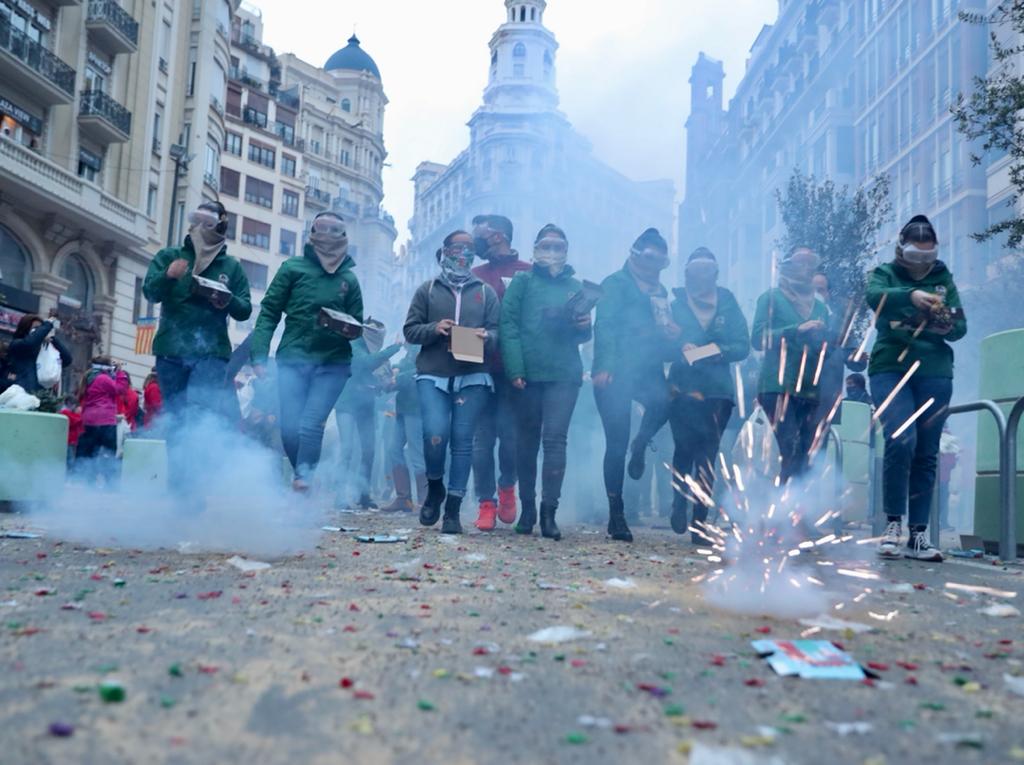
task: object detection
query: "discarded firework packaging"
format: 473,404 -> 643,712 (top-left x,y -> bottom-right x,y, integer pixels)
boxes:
752,640 -> 866,680
317,307 -> 364,340
191,274 -> 232,302
354,535 -> 407,544
565,280 -> 604,317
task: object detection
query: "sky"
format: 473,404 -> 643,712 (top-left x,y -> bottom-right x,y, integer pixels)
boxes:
250,0 -> 778,243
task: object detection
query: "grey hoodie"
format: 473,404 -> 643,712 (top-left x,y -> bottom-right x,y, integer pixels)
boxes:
403,277 -> 500,378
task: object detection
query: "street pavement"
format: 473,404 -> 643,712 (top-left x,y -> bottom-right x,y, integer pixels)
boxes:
1,510 -> 1023,765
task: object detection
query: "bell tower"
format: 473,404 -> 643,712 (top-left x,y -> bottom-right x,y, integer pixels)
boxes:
482,0 -> 559,110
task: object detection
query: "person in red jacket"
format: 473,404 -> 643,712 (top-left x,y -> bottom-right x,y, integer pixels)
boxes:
143,370 -> 163,429
59,396 -> 84,468
118,372 -> 140,433
470,214 -> 531,530
76,357 -> 129,488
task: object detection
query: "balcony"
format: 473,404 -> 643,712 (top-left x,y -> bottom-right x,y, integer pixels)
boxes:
243,107 -> 268,129
0,14 -> 76,105
204,172 -> 219,192
305,187 -> 331,207
158,57 -> 168,74
79,89 -> 131,144
85,1 -> 139,55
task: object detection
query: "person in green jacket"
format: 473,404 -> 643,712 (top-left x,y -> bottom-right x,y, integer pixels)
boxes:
751,246 -> 832,484
868,215 -> 966,562
250,212 -> 363,492
592,227 -> 677,542
142,201 -> 252,485
500,224 -> 592,540
665,247 -> 750,543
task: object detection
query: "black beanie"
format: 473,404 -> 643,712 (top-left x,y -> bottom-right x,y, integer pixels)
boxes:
633,228 -> 668,253
899,214 -> 937,245
688,246 -> 716,263
535,223 -> 568,245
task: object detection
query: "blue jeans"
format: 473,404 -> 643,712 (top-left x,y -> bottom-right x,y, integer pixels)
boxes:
417,379 -> 489,497
277,362 -> 351,481
388,412 -> 425,476
871,373 -> 953,529
472,376 -> 518,501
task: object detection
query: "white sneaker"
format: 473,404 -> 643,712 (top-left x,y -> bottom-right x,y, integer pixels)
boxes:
877,521 -> 902,559
905,531 -> 944,562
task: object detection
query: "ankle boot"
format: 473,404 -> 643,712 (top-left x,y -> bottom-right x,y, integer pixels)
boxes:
441,494 -> 463,535
607,495 -> 633,542
670,495 -> 688,535
381,465 -> 412,513
516,499 -> 537,535
627,439 -> 647,480
420,479 -> 446,526
539,502 -> 561,541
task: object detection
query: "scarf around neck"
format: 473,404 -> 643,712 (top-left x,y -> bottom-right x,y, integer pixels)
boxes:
684,260 -> 719,330
189,227 -> 225,276
309,230 -> 349,274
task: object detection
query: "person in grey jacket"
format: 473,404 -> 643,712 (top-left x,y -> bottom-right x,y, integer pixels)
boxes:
403,231 -> 500,534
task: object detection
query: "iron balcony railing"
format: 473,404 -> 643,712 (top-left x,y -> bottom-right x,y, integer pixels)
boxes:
87,0 -> 139,47
80,89 -> 132,135
0,13 -> 76,96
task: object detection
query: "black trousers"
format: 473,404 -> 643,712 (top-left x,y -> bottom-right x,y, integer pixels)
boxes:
667,396 -> 733,524
76,424 -> 118,487
516,381 -> 580,506
758,392 -> 819,484
594,372 -> 669,498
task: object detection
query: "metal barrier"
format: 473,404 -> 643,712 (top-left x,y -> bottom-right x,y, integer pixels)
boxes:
826,426 -> 844,532
1004,396 -> 1024,561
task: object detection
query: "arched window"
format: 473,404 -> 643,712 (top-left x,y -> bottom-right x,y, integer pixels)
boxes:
513,43 -> 526,57
513,42 -> 526,78
520,6 -> 526,22
0,224 -> 31,291
341,98 -> 351,113
544,50 -> 553,79
60,253 -> 94,311
531,7 -> 536,20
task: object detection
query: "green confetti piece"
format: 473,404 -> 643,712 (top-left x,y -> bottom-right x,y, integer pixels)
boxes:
468,611 -> 480,617
95,663 -> 119,674
73,589 -> 93,601
168,663 -> 184,677
6,621 -> 23,630
664,704 -> 686,717
953,676 -> 969,686
417,699 -> 435,711
98,681 -> 125,703
113,579 -> 126,588
920,702 -> 945,711
664,638 -> 675,646
160,696 -> 177,709
899,720 -> 917,730
780,713 -> 807,724
554,654 -> 566,662
565,732 -> 588,745
661,672 -> 677,681
976,709 -> 995,719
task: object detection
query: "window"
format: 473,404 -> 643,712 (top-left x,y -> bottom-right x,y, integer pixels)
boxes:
247,141 -> 275,168
281,189 -> 300,217
224,131 -> 242,156
513,42 -> 526,77
226,85 -> 242,117
77,148 -> 102,182
241,218 -> 271,250
153,110 -> 162,152
61,254 -> 94,311
243,107 -> 268,128
220,167 -> 240,197
341,98 -> 351,112
244,177 -> 273,208
0,224 -> 32,291
239,258 -> 268,290
147,185 -> 158,217
279,228 -> 297,257
204,141 -> 219,176
274,121 -> 295,145
132,277 -> 155,323
281,153 -> 296,177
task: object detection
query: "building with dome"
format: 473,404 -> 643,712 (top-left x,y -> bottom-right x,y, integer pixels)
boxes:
407,0 -> 674,291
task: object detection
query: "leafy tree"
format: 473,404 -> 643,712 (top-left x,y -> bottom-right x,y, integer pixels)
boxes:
774,169 -> 893,304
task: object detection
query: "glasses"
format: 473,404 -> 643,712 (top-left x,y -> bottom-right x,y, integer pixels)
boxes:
313,220 -> 346,237
444,243 -> 474,257
188,209 -> 221,229
536,240 -> 567,254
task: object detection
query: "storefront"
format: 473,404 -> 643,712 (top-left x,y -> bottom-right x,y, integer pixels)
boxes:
0,95 -> 43,149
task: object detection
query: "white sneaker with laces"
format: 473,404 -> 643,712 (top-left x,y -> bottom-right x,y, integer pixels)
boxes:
905,531 -> 944,562
877,521 -> 902,559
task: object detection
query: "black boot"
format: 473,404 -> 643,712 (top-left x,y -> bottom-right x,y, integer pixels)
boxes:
607,495 -> 633,542
515,499 -> 537,535
539,502 -> 561,541
419,479 -> 446,526
670,495 -> 688,535
358,494 -> 378,510
441,494 -> 463,535
627,440 -> 647,480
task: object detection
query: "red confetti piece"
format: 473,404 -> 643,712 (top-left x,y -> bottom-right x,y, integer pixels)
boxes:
472,647 -> 489,656
913,583 -> 927,590
692,720 -> 718,730
348,603 -> 360,612
613,724 -> 633,734
382,569 -> 398,575
755,626 -> 771,634
16,627 -> 42,636
339,677 -> 354,688
34,588 -> 54,596
136,626 -> 152,634
744,678 -> 765,687
497,666 -> 513,676
861,678 -> 876,688
198,665 -> 219,674
867,662 -> 889,672
905,676 -> 918,685
999,639 -> 1013,645
570,659 -> 587,668
710,654 -> 727,667
36,553 -> 46,560
343,625 -> 358,633
87,611 -> 107,621
197,591 -> 222,600
89,574 -> 104,582
353,690 -> 374,700
896,661 -> 918,671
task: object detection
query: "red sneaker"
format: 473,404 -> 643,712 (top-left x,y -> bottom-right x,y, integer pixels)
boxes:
497,486 -> 518,524
475,500 -> 498,531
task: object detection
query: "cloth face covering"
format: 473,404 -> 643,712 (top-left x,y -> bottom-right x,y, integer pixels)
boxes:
685,259 -> 719,329
895,243 -> 938,281
188,208 -> 227,275
440,245 -> 474,288
533,238 -> 568,276
778,251 -> 820,320
628,247 -> 670,293
309,217 -> 349,274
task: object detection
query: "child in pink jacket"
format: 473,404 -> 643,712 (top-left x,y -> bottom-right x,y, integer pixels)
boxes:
76,357 -> 128,487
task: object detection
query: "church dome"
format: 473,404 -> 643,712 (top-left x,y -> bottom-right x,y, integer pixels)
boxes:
324,35 -> 381,81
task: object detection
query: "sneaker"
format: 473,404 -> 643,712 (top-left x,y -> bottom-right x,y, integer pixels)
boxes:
905,531 -> 944,562
627,443 -> 647,481
877,521 -> 902,559
475,500 -> 497,531
497,486 -> 518,524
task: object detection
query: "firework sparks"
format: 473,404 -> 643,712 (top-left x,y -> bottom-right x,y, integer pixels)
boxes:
890,397 -> 936,440
795,345 -> 809,394
872,360 -> 921,422
777,337 -> 788,387
812,341 -> 829,387
944,582 -> 1017,599
853,293 -> 887,363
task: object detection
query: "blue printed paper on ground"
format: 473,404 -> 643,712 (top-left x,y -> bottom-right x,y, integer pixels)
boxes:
752,639 -> 866,680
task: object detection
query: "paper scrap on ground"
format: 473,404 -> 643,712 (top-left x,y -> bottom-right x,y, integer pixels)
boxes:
688,742 -> 788,765
1005,674 -> 1024,698
798,615 -> 873,633
527,626 -> 591,644
226,556 -> 271,572
321,526 -> 360,533
979,603 -> 1020,618
604,578 -> 637,590
752,640 -> 866,680
0,531 -> 43,539
825,721 -> 874,736
355,535 -> 407,544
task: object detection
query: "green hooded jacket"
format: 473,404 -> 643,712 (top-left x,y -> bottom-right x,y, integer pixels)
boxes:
143,237 -> 252,360
668,286 -> 750,401
250,244 -> 363,365
865,261 -> 966,378
751,288 -> 832,398
500,264 -> 591,385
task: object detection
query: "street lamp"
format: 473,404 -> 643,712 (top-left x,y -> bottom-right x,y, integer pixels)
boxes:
166,143 -> 193,247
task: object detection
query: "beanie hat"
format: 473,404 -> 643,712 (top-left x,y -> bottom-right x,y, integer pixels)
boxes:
535,223 -> 568,245
687,246 -> 716,263
899,214 -> 938,245
632,227 -> 668,253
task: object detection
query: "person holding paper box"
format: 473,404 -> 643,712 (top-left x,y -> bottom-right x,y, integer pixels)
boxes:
664,247 -> 750,543
592,227 -> 678,542
500,224 -> 592,540
403,232 -> 500,534
867,215 -> 966,562
250,212 -> 363,493
751,246 -> 832,484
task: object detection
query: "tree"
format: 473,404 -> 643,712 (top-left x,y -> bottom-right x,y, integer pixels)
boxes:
954,2 -> 1024,248
774,170 -> 893,304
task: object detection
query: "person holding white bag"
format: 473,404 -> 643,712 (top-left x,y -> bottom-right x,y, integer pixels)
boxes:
2,314 -> 72,405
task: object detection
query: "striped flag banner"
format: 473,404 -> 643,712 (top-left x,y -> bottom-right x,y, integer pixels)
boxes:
134,317 -> 157,356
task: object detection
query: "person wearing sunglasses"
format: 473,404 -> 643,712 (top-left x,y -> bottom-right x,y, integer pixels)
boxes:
250,212 -> 363,493
403,231 -> 500,534
143,201 -> 252,485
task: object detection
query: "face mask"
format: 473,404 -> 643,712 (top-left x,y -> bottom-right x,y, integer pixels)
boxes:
309,216 -> 349,273
685,259 -> 718,290
188,208 -> 227,248
900,243 -> 938,266
631,247 -> 670,272
533,238 -> 568,275
440,244 -> 474,286
473,235 -> 492,258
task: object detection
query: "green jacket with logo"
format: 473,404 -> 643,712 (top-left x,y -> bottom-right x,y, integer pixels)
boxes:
866,261 -> 966,378
751,287 -> 832,398
500,264 -> 591,385
143,237 -> 252,360
668,287 -> 750,401
250,244 -> 363,365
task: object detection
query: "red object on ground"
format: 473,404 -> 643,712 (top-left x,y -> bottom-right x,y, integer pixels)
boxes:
692,720 -> 718,730
197,591 -> 223,600
867,662 -> 890,672
339,677 -> 354,688
755,626 -> 771,634
744,678 -> 765,687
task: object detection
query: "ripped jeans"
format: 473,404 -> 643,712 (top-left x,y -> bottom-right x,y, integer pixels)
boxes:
416,379 -> 490,497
